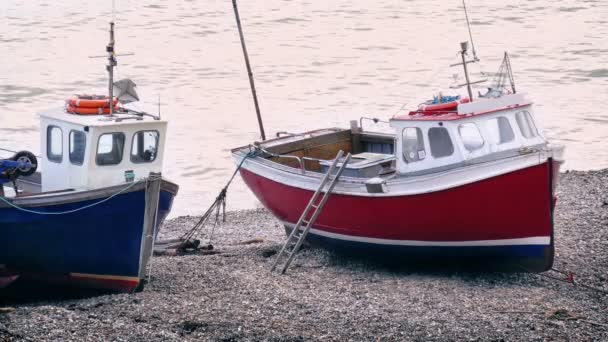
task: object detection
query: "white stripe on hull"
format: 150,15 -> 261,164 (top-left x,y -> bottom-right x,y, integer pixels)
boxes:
284,222 -> 551,247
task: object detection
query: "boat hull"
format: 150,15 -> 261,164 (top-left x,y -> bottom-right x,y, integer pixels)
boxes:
239,160 -> 557,271
0,181 -> 177,293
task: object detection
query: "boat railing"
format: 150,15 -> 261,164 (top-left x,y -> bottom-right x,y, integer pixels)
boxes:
275,131 -> 297,138
254,146 -> 337,174
256,146 -> 305,174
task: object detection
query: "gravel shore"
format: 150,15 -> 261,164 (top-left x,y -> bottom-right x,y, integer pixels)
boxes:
1,170 -> 607,341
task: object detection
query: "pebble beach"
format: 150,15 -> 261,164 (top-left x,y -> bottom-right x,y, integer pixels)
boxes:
1,170 -> 607,341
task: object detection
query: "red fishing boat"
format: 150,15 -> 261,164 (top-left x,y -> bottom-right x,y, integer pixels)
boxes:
231,40 -> 564,271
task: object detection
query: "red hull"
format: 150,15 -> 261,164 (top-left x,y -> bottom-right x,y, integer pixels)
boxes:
240,162 -> 554,244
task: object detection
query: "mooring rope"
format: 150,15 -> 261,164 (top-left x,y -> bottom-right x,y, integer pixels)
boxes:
179,149 -> 259,248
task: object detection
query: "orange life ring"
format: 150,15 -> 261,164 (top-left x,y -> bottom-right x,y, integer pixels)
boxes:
66,95 -> 118,108
66,104 -> 119,115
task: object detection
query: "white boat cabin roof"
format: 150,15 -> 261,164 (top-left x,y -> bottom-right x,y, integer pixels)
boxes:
391,93 -> 531,122
39,107 -> 168,127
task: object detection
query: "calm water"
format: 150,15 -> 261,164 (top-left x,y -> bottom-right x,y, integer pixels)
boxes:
1,0 -> 607,217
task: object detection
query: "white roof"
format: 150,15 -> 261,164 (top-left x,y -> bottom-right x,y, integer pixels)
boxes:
39,107 -> 167,127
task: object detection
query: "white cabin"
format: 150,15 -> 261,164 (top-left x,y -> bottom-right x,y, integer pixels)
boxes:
39,108 -> 168,192
389,93 -> 547,175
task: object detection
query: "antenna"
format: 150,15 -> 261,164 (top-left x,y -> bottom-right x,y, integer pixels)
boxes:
462,0 -> 479,61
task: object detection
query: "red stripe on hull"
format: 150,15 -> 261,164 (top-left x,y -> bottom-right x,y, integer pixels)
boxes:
240,163 -> 553,242
5,272 -> 140,293
68,275 -> 140,293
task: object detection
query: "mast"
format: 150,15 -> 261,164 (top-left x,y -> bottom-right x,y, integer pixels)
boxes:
460,42 -> 474,102
232,0 -> 266,141
107,22 -> 117,115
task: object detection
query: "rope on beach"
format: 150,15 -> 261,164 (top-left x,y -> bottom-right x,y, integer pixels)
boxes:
526,266 -> 608,296
179,148 -> 259,249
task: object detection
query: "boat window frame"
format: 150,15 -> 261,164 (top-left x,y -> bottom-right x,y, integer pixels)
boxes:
95,132 -> 126,166
485,116 -> 516,146
428,126 -> 454,158
458,122 -> 485,152
401,127 -> 426,163
69,129 -> 87,166
46,125 -> 63,163
130,130 -> 160,164
515,110 -> 538,139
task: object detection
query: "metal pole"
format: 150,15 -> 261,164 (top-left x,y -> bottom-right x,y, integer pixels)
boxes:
232,0 -> 266,141
461,44 -> 474,102
462,0 -> 478,61
107,22 -> 116,115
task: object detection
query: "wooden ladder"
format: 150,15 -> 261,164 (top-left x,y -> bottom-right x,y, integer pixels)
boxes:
271,150 -> 352,274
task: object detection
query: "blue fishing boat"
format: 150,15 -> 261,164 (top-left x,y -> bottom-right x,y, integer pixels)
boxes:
0,22 -> 178,293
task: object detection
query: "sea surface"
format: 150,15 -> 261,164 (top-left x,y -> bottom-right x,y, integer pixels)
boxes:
1,0 -> 607,217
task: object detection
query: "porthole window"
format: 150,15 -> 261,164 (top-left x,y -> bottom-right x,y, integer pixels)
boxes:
515,111 -> 538,139
428,127 -> 454,158
458,123 -> 485,151
402,127 -> 426,163
96,132 -> 125,166
47,125 -> 63,163
131,131 -> 159,163
69,130 -> 86,165
486,116 -> 515,145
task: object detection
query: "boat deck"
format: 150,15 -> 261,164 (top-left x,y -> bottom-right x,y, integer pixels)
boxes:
251,128 -> 396,179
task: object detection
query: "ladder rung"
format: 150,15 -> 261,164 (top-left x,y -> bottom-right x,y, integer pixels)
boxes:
272,151 -> 351,274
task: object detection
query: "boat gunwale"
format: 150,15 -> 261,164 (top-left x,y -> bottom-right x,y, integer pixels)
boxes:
0,178 -> 178,209
232,145 -> 553,197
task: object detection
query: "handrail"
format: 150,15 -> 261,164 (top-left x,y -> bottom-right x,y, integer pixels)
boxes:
275,131 -> 297,138
256,146 -> 305,174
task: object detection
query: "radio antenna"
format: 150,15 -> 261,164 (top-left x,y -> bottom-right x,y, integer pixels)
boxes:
462,0 -> 479,61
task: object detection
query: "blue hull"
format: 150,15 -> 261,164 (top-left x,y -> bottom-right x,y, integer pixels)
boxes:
0,186 -> 176,290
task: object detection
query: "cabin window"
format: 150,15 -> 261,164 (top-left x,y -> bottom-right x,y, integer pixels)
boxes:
402,127 -> 426,162
458,123 -> 485,151
96,132 -> 125,166
515,110 -> 538,139
69,130 -> 86,165
46,125 -> 63,163
486,116 -> 515,144
131,130 -> 159,163
428,127 -> 454,158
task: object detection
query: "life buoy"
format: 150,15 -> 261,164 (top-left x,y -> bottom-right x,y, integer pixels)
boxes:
419,97 -> 470,113
66,104 -> 120,115
66,95 -> 118,108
